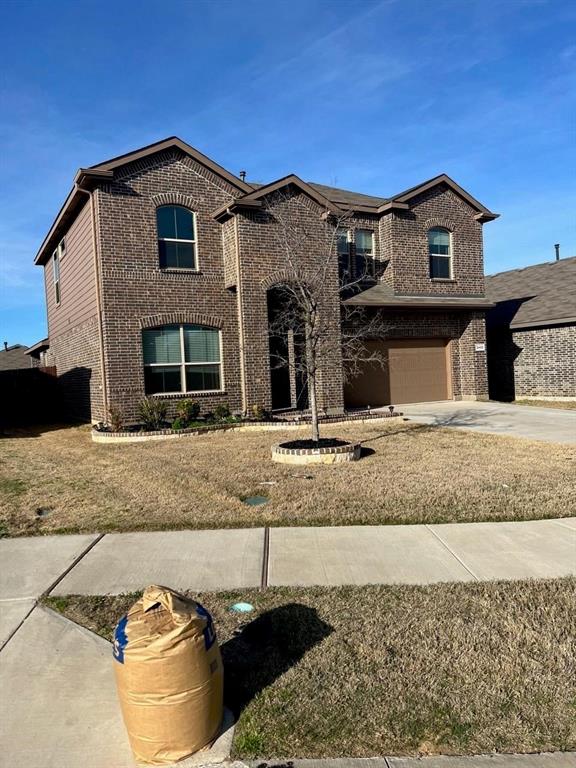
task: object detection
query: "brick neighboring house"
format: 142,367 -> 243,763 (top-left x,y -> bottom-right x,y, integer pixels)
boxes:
485,257 -> 576,400
33,137 -> 498,423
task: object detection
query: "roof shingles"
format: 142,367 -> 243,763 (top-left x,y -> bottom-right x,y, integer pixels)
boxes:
485,257 -> 576,328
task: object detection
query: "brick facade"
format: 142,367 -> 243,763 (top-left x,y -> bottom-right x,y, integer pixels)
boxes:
488,323 -> 576,400
38,140 -> 493,423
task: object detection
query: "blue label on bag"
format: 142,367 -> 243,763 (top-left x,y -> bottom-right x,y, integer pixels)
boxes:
195,603 -> 216,650
113,614 -> 129,663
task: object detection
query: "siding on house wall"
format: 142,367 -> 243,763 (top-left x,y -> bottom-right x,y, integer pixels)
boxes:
44,198 -> 102,420
96,148 -> 243,423
45,199 -> 98,337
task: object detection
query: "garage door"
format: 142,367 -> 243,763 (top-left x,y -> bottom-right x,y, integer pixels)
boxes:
344,339 -> 451,407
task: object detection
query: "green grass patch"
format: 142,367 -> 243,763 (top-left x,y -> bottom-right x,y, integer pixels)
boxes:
44,578 -> 576,759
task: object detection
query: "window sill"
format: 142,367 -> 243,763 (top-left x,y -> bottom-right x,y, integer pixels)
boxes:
159,268 -> 202,275
430,278 -> 457,283
150,391 -> 226,399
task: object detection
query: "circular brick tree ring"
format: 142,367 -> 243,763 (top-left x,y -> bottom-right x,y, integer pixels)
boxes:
272,438 -> 361,465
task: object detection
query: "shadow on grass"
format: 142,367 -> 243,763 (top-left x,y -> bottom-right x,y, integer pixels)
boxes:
221,603 -> 333,716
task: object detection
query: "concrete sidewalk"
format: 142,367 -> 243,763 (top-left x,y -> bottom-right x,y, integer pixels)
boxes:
1,520 -> 575,768
0,519 -> 573,613
398,401 -> 576,444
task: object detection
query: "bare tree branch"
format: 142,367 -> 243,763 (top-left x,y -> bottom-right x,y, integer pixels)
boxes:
263,189 -> 393,442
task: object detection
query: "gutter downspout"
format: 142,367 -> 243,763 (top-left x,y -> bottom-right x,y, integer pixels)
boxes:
76,184 -> 108,421
233,216 -> 248,414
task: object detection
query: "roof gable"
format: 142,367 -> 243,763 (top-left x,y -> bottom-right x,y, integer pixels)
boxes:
389,174 -> 498,221
90,136 -> 253,194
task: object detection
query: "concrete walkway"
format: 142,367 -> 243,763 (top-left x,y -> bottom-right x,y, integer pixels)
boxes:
1,520 -> 575,768
398,401 -> 576,444
1,519 -> 574,642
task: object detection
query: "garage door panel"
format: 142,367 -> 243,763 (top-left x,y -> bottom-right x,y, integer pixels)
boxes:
388,340 -> 450,404
344,339 -> 450,407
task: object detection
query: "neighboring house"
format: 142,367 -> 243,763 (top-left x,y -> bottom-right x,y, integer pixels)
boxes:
485,257 -> 576,401
33,136 -> 498,423
0,343 -> 35,371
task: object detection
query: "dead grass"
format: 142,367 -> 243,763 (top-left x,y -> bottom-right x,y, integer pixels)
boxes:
514,399 -> 576,410
46,578 -> 576,758
1,421 -> 575,536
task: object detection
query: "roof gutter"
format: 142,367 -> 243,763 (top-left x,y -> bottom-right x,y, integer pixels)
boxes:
34,169 -> 114,266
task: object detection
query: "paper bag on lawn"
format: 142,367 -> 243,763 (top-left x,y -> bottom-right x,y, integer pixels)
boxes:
113,585 -> 224,765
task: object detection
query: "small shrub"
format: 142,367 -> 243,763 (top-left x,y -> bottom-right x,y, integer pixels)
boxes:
176,399 -> 200,424
250,403 -> 269,421
171,417 -> 187,431
214,404 -> 231,421
138,397 -> 167,431
107,405 -> 124,433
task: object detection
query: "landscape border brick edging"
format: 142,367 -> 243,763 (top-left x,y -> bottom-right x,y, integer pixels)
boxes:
91,411 -> 402,444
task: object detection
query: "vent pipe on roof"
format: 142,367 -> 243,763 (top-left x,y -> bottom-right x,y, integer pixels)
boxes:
3,341 -> 7,351
239,170 -> 246,182
554,243 -> 560,261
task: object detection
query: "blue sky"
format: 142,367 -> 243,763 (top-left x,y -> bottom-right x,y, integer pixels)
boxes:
1,0 -> 575,345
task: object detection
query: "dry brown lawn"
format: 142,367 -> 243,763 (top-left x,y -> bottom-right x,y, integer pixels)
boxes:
1,420 -> 575,536
514,399 -> 576,410
46,577 -> 576,758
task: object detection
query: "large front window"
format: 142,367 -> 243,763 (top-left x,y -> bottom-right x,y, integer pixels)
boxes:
142,324 -> 221,394
157,206 -> 197,269
428,227 -> 452,279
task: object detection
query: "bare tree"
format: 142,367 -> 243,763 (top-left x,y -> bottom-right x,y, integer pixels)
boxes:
265,190 -> 392,443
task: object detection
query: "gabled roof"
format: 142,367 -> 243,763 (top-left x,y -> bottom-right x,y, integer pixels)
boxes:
239,174 -> 498,220
212,174 -> 344,222
388,174 -> 498,222
90,136 -> 253,194
35,136 -> 253,265
485,257 -> 576,329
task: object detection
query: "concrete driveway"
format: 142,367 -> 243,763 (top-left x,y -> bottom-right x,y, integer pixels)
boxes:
398,401 -> 576,444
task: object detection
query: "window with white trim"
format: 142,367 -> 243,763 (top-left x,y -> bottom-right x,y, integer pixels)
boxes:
157,205 -> 197,269
52,248 -> 61,305
428,227 -> 452,279
142,324 -> 221,395
337,228 -> 351,274
355,229 -> 374,275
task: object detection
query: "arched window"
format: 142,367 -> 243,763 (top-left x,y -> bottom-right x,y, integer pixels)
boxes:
142,324 -> 221,394
428,227 -> 452,279
156,206 -> 197,269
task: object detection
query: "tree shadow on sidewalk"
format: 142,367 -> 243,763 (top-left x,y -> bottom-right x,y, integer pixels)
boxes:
220,603 -> 333,716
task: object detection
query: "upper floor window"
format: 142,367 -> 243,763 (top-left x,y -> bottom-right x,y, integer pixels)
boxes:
355,229 -> 374,259
52,248 -> 61,305
337,228 -> 351,273
428,227 -> 452,279
156,206 -> 197,269
142,324 -> 221,395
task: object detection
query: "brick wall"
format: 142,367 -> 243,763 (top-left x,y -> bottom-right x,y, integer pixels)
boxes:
45,316 -> 103,420
234,187 -> 345,414
96,149 -> 244,423
374,309 -> 488,400
488,324 -> 576,399
391,183 -> 485,297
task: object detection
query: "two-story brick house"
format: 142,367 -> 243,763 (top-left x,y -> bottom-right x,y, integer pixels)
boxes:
34,137 -> 498,423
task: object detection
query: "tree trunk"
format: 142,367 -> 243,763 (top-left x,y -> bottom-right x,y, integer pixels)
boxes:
308,370 -> 320,444
305,322 -> 320,444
